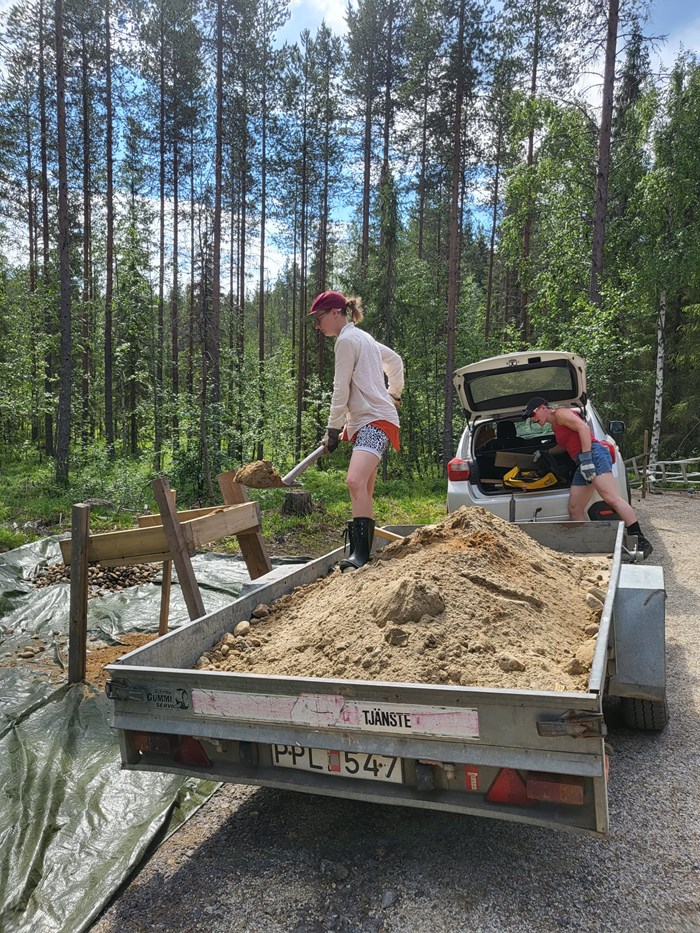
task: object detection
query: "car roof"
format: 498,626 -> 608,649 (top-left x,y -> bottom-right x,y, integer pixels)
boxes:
453,351 -> 587,417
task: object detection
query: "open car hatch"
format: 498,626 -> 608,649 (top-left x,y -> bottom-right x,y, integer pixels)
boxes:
453,351 -> 587,418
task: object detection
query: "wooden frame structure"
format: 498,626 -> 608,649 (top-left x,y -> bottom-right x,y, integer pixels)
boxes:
62,472 -> 272,683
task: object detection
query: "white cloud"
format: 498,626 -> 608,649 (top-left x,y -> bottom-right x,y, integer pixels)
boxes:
307,0 -> 347,35
652,17 -> 700,72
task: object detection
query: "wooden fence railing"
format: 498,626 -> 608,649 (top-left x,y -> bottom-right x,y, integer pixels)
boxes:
624,455 -> 700,489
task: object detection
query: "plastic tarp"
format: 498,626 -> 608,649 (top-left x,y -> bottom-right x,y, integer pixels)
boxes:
0,538 -> 305,933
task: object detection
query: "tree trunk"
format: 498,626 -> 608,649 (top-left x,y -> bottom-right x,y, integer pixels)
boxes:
648,290 -> 666,472
39,0 -> 54,456
81,34 -> 92,453
485,144 -> 501,340
520,0 -> 540,342
105,0 -> 115,458
442,0 -> 466,473
172,57 -> 180,453
211,0 -> 223,457
54,0 -> 71,484
154,6 -> 166,472
360,47 -> 373,276
257,25 -> 268,463
589,0 -> 619,306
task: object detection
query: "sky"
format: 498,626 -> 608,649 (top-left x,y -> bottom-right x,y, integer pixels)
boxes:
275,0 -> 700,71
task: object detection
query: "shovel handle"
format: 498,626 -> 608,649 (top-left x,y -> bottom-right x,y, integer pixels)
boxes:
282,445 -> 327,486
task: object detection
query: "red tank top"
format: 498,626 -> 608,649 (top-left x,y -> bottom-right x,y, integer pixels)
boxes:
553,414 -> 598,460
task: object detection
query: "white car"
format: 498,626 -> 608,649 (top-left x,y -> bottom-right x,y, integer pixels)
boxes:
447,351 -> 629,525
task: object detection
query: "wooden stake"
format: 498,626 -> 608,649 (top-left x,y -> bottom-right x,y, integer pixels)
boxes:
158,489 -> 175,636
217,470 -> 272,579
152,477 -> 205,621
68,503 -> 91,684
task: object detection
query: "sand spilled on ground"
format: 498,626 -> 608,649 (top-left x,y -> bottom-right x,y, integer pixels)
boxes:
196,507 -> 611,692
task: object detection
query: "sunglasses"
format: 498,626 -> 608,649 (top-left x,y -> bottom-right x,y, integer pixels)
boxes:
313,308 -> 333,328
529,406 -> 542,419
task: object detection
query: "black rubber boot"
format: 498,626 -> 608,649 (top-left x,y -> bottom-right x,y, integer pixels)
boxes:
339,518 -> 375,571
627,522 -> 653,560
343,520 -> 355,557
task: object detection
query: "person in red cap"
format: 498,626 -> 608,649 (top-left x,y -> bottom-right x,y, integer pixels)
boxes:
308,290 -> 404,570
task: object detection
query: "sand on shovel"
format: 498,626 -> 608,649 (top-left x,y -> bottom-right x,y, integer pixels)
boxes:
232,460 -> 287,488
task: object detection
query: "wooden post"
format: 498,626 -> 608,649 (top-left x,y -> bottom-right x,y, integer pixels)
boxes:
68,503 -> 91,684
152,477 -> 206,621
642,429 -> 649,500
158,489 -> 175,636
217,470 -> 273,579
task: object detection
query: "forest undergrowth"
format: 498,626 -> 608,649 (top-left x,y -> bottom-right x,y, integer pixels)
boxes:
0,448 -> 447,558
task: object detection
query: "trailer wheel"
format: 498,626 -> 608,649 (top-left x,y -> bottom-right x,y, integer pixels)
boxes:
621,697 -> 669,731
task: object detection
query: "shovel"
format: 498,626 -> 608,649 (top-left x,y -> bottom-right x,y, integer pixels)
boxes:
281,444 -> 327,487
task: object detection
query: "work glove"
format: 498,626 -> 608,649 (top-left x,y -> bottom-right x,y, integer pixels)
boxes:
322,427 -> 340,454
579,450 -> 596,483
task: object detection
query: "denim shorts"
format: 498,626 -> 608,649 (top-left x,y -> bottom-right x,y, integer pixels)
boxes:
571,442 -> 613,486
353,424 -> 389,460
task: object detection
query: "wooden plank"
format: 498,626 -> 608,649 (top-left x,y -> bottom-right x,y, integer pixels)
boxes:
152,477 -> 206,621
137,505 -> 222,528
184,502 -> 260,549
68,504 -> 91,684
217,470 -> 273,579
59,502 -> 259,567
159,560 -> 172,636
159,488 -> 175,637
374,527 -> 404,543
60,523 -> 175,566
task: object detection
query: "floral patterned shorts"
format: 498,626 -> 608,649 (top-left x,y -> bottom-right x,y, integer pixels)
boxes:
353,424 -> 389,460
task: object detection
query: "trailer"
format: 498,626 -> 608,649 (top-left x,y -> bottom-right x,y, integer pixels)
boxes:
105,521 -> 667,837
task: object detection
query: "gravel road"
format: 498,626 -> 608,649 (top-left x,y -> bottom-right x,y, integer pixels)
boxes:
91,493 -> 700,933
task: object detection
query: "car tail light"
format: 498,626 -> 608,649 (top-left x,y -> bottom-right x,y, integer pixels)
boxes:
174,736 -> 211,768
447,458 -> 471,482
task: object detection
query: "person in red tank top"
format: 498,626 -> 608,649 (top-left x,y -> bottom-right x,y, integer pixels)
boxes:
523,397 -> 653,559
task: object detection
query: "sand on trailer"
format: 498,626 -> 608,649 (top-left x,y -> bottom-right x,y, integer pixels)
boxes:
196,507 -> 610,692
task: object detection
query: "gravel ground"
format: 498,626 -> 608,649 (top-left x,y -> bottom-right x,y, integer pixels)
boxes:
90,493 -> 700,933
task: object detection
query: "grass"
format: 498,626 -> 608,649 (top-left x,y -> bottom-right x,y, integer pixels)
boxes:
0,449 -> 447,558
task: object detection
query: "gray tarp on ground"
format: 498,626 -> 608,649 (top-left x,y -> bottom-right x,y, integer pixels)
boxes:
0,537 -> 304,933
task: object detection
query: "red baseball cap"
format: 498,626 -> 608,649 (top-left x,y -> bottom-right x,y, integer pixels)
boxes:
307,290 -> 347,316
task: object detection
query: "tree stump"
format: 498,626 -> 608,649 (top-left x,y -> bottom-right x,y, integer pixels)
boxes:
281,490 -> 313,517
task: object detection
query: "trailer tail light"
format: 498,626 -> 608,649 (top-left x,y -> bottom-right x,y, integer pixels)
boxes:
447,458 -> 471,482
486,768 -> 535,806
174,736 -> 211,768
130,731 -> 178,755
526,772 -> 585,806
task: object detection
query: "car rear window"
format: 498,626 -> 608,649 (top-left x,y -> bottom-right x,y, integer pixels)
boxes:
465,360 -> 578,412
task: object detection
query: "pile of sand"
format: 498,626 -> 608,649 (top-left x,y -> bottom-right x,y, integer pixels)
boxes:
196,507 -> 611,692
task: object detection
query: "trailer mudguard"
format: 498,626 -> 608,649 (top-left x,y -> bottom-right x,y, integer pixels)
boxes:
607,564 -> 665,701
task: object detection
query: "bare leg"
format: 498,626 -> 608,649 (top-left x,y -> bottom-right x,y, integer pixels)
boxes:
346,450 -> 381,518
591,471 -> 638,525
568,484 -> 594,521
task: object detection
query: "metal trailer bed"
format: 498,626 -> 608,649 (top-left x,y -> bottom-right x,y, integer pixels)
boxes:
105,521 -> 666,837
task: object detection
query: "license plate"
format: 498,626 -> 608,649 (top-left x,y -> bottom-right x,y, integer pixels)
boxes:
271,744 -> 402,784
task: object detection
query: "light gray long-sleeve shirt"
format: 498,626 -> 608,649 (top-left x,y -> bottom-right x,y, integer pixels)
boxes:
327,323 -> 404,438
